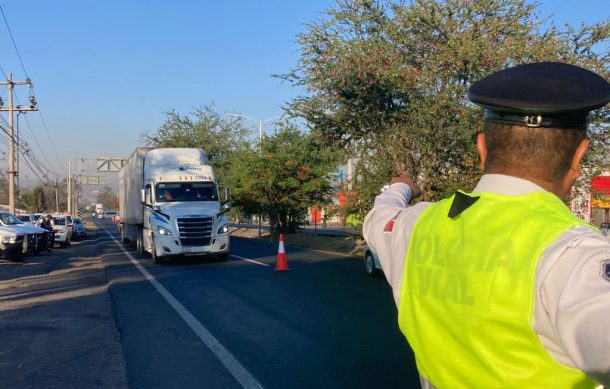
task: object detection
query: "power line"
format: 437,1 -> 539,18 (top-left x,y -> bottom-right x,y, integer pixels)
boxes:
0,122 -> 58,182
31,101 -> 68,175
0,4 -> 29,78
0,109 -> 62,178
0,4 -> 66,177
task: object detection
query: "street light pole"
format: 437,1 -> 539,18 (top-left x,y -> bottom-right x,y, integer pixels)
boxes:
227,113 -> 282,237
227,113 -> 282,154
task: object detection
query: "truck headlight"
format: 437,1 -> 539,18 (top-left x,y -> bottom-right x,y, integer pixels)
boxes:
156,226 -> 172,236
217,224 -> 229,234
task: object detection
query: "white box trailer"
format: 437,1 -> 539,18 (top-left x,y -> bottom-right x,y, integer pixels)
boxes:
118,147 -> 231,263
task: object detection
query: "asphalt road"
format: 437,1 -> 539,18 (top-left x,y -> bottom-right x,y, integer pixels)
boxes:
0,219 -> 419,388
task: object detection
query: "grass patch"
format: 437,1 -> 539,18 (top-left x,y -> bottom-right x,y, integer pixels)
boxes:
230,227 -> 366,257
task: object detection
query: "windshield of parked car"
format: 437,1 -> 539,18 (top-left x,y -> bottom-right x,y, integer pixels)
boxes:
53,217 -> 66,225
155,182 -> 217,203
0,212 -> 25,225
17,215 -> 32,222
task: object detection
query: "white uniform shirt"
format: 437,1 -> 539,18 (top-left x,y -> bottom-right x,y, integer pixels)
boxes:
363,174 -> 610,386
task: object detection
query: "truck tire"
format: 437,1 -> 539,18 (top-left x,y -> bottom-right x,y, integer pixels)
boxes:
136,230 -> 144,256
151,237 -> 161,264
216,252 -> 230,261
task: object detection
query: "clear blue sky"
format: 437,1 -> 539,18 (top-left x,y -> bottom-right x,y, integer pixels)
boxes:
0,0 -> 607,189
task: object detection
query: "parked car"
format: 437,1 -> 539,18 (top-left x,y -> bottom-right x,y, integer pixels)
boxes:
73,217 -> 86,239
64,214 -> 75,235
16,213 -> 38,224
0,212 -> 48,254
47,215 -> 72,248
364,244 -> 383,277
0,226 -> 24,261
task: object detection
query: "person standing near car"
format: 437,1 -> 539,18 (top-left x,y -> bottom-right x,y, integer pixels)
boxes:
363,62 -> 610,388
38,214 -> 55,251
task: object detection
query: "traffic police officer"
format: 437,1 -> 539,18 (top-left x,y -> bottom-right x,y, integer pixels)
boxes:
363,62 -> 610,388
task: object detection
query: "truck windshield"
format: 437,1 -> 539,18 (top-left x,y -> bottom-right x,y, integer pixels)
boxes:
155,182 -> 217,202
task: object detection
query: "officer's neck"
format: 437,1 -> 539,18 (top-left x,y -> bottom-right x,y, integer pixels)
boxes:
486,169 -> 568,200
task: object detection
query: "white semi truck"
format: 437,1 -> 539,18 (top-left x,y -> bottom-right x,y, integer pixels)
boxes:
118,147 -> 231,263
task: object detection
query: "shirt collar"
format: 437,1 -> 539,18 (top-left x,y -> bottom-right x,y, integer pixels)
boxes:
473,174 -> 547,195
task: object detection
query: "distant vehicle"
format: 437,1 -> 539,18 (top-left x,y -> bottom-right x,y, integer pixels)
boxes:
96,203 -> 104,214
73,218 -> 86,239
601,222 -> 610,236
102,210 -> 118,220
364,244 -> 383,277
118,147 -> 231,263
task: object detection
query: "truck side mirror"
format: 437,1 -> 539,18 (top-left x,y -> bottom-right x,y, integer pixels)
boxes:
221,187 -> 231,206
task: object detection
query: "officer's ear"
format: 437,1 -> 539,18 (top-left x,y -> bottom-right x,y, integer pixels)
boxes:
476,131 -> 487,171
568,138 -> 589,177
560,138 -> 590,198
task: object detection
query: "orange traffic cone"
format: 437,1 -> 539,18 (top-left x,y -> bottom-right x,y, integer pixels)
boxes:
274,233 -> 290,271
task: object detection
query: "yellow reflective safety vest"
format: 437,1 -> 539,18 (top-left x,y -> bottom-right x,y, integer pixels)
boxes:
398,191 -> 598,389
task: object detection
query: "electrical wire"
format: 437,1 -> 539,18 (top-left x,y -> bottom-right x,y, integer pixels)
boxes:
0,112 -> 61,178
0,4 -> 67,176
0,4 -> 29,79
0,122 -> 59,182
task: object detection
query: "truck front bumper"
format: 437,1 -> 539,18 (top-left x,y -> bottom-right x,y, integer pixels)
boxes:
153,234 -> 230,257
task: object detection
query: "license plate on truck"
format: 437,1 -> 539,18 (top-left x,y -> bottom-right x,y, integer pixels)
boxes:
183,246 -> 192,253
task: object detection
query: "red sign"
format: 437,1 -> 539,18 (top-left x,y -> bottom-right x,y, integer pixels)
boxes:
592,176 -> 610,194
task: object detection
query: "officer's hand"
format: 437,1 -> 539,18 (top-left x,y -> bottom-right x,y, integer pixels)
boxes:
391,171 -> 421,198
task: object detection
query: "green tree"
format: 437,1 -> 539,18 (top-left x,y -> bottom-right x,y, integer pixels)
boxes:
19,184 -> 47,212
96,185 -> 118,210
229,124 -> 340,233
143,105 -> 251,186
0,170 -> 8,206
283,0 -> 609,217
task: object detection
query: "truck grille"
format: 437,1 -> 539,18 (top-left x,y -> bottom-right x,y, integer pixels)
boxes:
177,216 -> 213,246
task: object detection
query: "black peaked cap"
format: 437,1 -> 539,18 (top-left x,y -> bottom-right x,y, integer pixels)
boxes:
468,62 -> 610,129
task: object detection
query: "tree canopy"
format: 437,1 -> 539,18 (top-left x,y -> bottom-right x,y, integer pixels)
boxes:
143,106 -> 251,186
282,0 -> 610,214
145,107 -> 340,232
229,124 -> 339,232
96,185 -> 118,211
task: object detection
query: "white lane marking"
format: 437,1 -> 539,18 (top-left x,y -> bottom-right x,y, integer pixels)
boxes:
99,226 -> 263,389
231,254 -> 270,267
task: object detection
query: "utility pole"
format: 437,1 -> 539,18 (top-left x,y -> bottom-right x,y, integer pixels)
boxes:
67,161 -> 71,214
0,73 -> 38,214
227,113 -> 282,237
54,178 -> 59,213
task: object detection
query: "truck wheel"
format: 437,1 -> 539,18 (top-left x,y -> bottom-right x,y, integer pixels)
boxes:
151,237 -> 161,264
136,231 -> 144,256
216,252 -> 229,261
